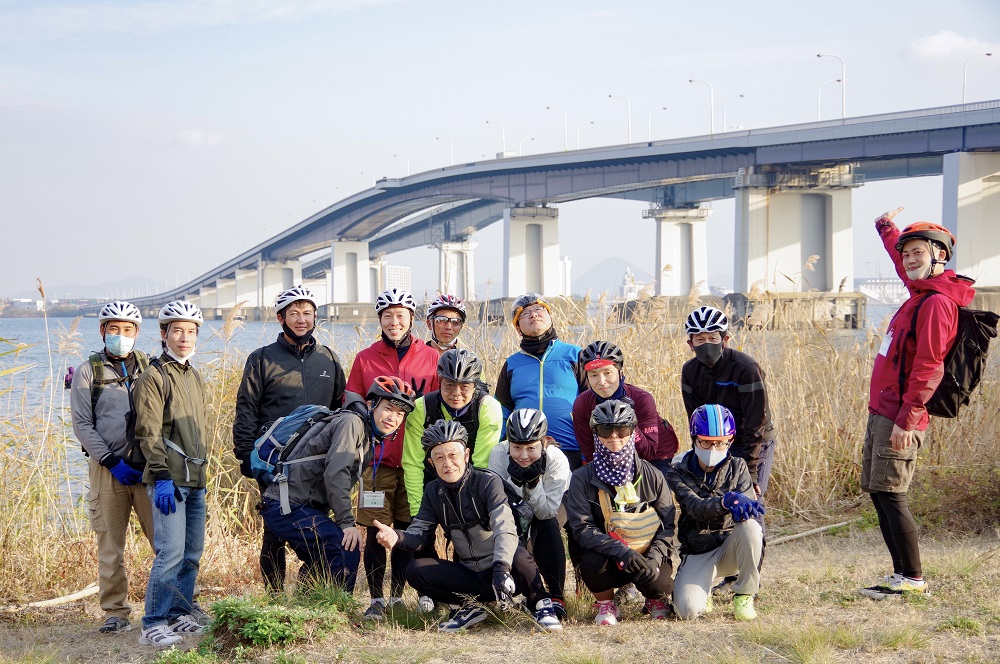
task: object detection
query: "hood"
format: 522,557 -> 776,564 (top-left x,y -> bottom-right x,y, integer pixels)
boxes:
910,271 -> 976,308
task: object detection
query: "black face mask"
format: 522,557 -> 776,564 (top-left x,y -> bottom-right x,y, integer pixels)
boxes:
694,342 -> 724,367
281,322 -> 314,347
507,452 -> 548,488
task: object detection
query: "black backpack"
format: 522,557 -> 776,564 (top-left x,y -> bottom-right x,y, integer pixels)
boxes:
900,292 -> 999,418
123,357 -> 171,469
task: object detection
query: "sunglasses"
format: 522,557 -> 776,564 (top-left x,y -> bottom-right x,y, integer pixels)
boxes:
595,424 -> 633,439
433,316 -> 463,325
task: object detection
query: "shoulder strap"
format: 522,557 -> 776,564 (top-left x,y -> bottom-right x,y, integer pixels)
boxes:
598,489 -> 614,522
899,292 -> 938,397
150,357 -> 174,440
424,391 -> 443,429
89,353 -> 105,416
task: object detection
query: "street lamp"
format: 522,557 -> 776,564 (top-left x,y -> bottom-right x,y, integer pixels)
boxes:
817,79 -> 841,121
546,106 -> 569,151
518,137 -> 535,155
722,94 -> 744,132
393,153 -> 410,176
486,120 -> 506,153
577,120 -> 595,149
816,53 -> 846,117
647,107 -> 667,141
435,137 -> 455,165
608,94 -> 632,144
688,79 -> 715,135
963,52 -> 993,103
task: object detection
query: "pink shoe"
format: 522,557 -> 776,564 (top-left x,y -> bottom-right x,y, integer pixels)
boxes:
644,597 -> 672,620
593,599 -> 619,626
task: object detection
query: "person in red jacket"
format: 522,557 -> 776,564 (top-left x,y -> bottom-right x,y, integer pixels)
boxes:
572,341 -> 679,474
859,208 -> 975,600
346,287 -> 441,610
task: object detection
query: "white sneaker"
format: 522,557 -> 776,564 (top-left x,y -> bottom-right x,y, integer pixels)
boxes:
417,595 -> 436,613
138,624 -> 182,647
533,598 -> 563,631
169,614 -> 206,635
593,600 -> 619,626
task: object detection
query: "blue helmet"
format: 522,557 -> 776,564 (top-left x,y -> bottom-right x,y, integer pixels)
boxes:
689,404 -> 736,439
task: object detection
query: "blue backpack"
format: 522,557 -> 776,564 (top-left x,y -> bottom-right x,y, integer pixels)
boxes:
250,404 -> 336,487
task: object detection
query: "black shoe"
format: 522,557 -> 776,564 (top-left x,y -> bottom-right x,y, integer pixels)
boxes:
98,616 -> 131,634
438,605 -> 488,632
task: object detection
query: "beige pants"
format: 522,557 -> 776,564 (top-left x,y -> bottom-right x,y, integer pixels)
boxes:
87,458 -> 155,619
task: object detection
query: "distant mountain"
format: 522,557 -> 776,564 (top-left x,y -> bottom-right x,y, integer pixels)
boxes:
573,258 -> 652,298
7,276 -> 161,301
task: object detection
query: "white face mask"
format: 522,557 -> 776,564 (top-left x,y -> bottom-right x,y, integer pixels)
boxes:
695,447 -> 728,468
104,334 -> 135,357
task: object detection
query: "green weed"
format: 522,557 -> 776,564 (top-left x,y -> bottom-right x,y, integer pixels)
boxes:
875,623 -> 931,650
152,649 -> 220,664
937,616 -> 984,636
210,595 -> 346,649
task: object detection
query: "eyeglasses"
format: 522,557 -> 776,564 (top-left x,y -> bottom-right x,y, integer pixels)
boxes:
694,437 -> 733,451
521,306 -> 548,319
433,316 -> 463,325
595,424 -> 633,439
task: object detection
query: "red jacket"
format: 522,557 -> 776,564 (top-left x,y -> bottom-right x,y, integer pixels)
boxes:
572,383 -> 679,463
869,218 -> 976,431
346,337 -> 440,467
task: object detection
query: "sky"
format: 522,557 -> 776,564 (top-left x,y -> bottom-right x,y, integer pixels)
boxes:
2,0 -> 999,301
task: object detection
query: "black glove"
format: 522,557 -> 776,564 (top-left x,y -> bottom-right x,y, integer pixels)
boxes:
492,563 -> 516,608
238,455 -> 254,479
410,377 -> 428,398
633,555 -> 660,586
617,548 -> 646,574
507,456 -> 544,489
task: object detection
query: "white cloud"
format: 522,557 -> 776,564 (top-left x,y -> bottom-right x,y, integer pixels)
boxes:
176,129 -> 221,147
909,31 -> 996,59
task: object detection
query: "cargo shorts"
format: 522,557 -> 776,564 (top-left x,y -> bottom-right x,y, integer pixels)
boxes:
860,413 -> 924,493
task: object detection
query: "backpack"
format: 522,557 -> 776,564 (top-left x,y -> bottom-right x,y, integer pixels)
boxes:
84,350 -> 150,466
900,293 -> 999,419
122,356 -> 170,470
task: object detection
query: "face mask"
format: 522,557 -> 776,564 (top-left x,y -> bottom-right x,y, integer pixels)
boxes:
105,334 -> 135,357
281,322 -> 314,346
905,263 -> 932,281
694,341 -> 723,367
695,446 -> 728,468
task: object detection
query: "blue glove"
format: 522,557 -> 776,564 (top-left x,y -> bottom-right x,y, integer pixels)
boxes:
722,491 -> 749,522
155,479 -> 177,515
109,459 -> 142,486
745,501 -> 766,519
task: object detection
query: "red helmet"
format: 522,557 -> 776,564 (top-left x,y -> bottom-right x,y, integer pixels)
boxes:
895,222 -> 956,262
366,376 -> 416,413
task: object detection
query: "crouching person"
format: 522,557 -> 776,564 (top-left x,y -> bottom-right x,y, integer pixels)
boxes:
372,420 -> 562,632
563,400 -> 677,625
665,404 -> 764,621
260,377 -> 416,593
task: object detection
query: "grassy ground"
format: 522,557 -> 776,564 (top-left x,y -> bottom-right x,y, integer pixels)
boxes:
2,527 -> 998,664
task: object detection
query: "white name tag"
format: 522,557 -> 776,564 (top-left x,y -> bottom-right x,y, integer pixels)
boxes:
362,491 -> 385,509
878,331 -> 893,357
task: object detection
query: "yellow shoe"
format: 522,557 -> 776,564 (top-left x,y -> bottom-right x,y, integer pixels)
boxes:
733,594 -> 757,621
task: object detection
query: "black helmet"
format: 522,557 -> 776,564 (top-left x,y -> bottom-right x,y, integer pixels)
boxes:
366,376 -> 417,413
421,419 -> 469,451
589,399 -> 638,430
506,408 -> 548,444
437,348 -> 483,383
511,292 -> 551,326
580,340 -> 624,371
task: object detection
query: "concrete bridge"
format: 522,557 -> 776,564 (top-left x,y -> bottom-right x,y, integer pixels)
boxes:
105,100 -> 1000,319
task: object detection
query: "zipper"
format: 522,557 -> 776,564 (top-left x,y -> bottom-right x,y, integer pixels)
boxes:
519,344 -> 552,409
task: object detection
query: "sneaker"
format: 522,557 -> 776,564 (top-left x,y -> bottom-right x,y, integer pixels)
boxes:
874,575 -> 928,599
438,605 -> 489,632
859,573 -> 914,600
616,582 -> 642,605
533,599 -> 563,631
387,597 -> 405,610
417,595 -> 436,614
169,614 -> 206,635
189,602 -> 211,625
704,593 -> 714,614
138,624 -> 182,647
98,616 -> 131,634
593,599 -> 619,626
364,598 -> 387,621
712,575 -> 737,595
644,597 -> 672,620
550,597 -> 567,620
733,594 -> 757,621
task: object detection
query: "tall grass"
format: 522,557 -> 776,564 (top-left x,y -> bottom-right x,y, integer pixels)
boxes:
1,293 -> 998,601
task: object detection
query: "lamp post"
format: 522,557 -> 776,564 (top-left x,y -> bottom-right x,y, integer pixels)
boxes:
393,153 -> 410,176
435,137 -> 455,165
518,137 -> 535,156
647,106 -> 667,141
486,120 -> 506,153
963,52 -> 993,103
688,79 -> 715,135
817,79 -> 842,121
816,53 -> 846,117
546,106 -> 569,150
722,94 -> 744,132
608,94 -> 632,144
577,120 -> 595,149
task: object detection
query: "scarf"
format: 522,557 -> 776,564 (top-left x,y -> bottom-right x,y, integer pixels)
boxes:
592,433 -> 637,491
595,380 -> 627,404
519,327 -> 558,357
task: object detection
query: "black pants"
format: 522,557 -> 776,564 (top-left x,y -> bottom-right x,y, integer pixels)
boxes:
870,491 -> 922,578
406,545 -> 549,607
364,521 -> 411,599
527,517 -> 565,601
579,549 -> 674,600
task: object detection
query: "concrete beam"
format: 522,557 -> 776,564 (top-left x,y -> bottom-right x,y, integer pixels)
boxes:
644,206 -> 711,296
503,206 -> 561,297
943,152 -> 1000,287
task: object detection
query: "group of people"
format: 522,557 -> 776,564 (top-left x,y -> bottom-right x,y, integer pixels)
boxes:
70,210 -> 966,643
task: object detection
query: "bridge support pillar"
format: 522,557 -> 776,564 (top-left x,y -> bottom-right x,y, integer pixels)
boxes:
235,269 -> 259,309
503,206 -> 561,297
943,152 -> 1000,287
330,240 -> 371,303
734,167 -> 855,293
217,277 -> 236,309
644,206 -> 711,296
439,241 -> 476,300
257,262 -> 299,312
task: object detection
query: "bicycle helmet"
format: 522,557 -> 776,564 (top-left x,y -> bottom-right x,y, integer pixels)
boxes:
98,300 -> 142,325
506,408 -> 548,444
511,292 -> 551,326
375,288 -> 417,316
689,404 -> 736,440
589,399 -> 638,430
274,285 -> 318,314
366,375 -> 416,413
437,348 -> 483,383
895,222 -> 955,262
427,294 -> 467,322
685,306 -> 729,336
580,340 -> 624,371
158,301 -> 203,327
421,419 -> 469,451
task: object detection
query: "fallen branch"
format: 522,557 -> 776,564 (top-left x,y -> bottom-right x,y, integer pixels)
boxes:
1,582 -> 98,612
770,521 -> 853,546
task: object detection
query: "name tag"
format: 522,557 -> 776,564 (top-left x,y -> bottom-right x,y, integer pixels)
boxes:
362,491 -> 385,509
878,331 -> 893,357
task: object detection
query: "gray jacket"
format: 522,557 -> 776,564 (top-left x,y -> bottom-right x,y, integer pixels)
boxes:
487,442 -> 571,521
70,350 -> 145,462
262,393 -> 374,529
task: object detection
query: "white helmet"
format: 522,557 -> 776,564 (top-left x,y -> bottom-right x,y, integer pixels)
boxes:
158,300 -> 203,327
685,306 -> 728,336
274,285 -> 318,313
98,300 -> 142,325
375,287 -> 416,316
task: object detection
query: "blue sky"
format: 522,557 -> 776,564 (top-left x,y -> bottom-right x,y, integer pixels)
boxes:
2,0 -> 998,300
